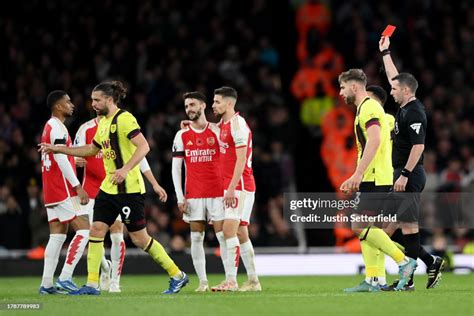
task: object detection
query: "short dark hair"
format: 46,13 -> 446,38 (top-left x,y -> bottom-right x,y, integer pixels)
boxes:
338,69 -> 367,86
366,85 -> 387,105
392,73 -> 418,94
46,90 -> 67,109
93,81 -> 127,104
214,86 -> 238,99
183,91 -> 207,103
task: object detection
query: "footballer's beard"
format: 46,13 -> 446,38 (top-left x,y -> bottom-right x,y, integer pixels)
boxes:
345,95 -> 356,106
96,107 -> 109,116
187,109 -> 202,121
213,108 -> 224,120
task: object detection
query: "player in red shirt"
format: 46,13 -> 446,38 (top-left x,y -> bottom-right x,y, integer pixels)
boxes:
74,116 -> 167,293
210,86 -> 261,292
39,90 -> 90,294
172,91 -> 226,292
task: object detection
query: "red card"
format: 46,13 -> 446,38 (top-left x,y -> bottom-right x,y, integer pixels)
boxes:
382,25 -> 396,37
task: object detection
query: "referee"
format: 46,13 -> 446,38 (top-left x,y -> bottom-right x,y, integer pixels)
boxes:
380,35 -> 445,289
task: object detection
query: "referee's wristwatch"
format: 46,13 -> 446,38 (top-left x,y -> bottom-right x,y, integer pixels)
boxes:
401,168 -> 411,177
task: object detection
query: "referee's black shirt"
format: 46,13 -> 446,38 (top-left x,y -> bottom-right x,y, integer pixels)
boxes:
393,99 -> 427,168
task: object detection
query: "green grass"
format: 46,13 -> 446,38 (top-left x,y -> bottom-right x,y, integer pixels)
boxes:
0,274 -> 473,316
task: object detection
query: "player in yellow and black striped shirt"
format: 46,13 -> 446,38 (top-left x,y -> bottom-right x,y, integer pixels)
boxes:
338,69 -> 417,292
39,81 -> 189,295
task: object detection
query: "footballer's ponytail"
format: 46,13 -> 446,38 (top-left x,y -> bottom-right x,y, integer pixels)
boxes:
93,80 -> 127,104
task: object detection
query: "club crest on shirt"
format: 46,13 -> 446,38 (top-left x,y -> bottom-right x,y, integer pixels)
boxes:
207,137 -> 215,146
110,124 -> 117,134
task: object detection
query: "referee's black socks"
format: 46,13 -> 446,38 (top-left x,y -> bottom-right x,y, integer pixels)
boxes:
419,246 -> 434,267
403,232 -> 420,260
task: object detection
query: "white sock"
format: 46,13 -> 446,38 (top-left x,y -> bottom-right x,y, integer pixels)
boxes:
225,236 -> 240,283
190,231 -> 207,282
378,276 -> 387,285
59,230 -> 89,281
100,255 -> 109,271
240,240 -> 258,282
41,234 -> 66,288
365,277 -> 372,284
216,231 -> 228,278
399,257 -> 410,266
110,233 -> 125,281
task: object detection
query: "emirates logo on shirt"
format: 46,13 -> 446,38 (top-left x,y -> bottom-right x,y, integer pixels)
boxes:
185,148 -> 217,163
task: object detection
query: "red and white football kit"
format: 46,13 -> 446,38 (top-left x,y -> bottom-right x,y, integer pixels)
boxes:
218,113 -> 255,225
172,123 -> 224,223
41,117 -> 84,223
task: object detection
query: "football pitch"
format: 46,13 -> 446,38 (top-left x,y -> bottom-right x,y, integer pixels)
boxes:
0,274 -> 472,316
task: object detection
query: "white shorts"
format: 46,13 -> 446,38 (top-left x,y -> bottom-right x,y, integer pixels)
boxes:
79,198 -> 121,225
183,197 -> 225,223
47,197 -> 86,223
224,190 -> 255,225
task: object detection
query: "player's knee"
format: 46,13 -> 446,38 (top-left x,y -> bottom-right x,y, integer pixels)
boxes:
109,221 -> 123,234
129,231 -> 149,249
72,215 -> 90,230
90,222 -> 108,238
237,229 -> 249,243
223,229 -> 235,240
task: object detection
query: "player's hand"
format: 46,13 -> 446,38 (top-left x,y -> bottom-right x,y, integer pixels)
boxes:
393,175 -> 408,192
38,143 -> 59,154
340,172 -> 363,193
180,120 -> 191,129
178,200 -> 188,215
75,157 -> 87,167
153,183 -> 168,202
379,36 -> 390,51
224,188 -> 236,208
111,167 -> 129,185
75,186 -> 89,205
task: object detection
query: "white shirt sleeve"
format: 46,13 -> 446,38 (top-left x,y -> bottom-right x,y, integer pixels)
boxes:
172,130 -> 185,157
172,157 -> 185,203
50,121 -> 80,188
230,116 -> 250,147
74,123 -> 87,147
171,130 -> 185,203
139,157 -> 151,173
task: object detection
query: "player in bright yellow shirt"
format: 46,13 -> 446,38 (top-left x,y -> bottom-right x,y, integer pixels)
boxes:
338,69 -> 417,292
39,81 -> 188,295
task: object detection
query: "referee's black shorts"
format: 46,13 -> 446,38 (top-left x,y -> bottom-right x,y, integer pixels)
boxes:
94,190 -> 146,232
391,165 -> 426,223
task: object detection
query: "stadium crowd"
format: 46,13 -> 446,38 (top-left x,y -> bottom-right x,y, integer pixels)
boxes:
0,0 -> 297,253
0,0 -> 472,256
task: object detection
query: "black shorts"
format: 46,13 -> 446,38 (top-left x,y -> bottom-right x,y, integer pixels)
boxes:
94,190 -> 146,232
355,182 -> 391,216
390,165 -> 426,223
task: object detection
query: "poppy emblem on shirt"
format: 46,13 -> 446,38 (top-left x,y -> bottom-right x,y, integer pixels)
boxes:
196,138 -> 203,146
110,124 -> 117,134
207,137 -> 215,146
